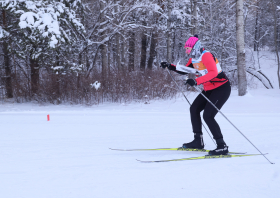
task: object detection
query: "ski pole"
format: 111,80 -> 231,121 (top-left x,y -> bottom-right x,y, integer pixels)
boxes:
186,77 -> 274,164
164,68 -> 216,146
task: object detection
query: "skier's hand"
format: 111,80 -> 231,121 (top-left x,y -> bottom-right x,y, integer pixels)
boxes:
185,78 -> 197,86
160,62 -> 171,69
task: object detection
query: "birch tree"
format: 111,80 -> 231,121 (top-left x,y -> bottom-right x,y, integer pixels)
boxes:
236,0 -> 247,95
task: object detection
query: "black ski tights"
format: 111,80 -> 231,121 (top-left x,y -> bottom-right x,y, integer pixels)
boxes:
190,81 -> 231,140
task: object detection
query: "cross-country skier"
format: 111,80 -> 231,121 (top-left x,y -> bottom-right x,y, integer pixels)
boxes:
160,35 -> 231,155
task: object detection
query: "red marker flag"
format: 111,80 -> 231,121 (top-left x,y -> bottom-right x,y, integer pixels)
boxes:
47,114 -> 50,121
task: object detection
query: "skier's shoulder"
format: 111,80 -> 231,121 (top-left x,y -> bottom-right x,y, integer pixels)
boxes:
201,51 -> 216,63
201,50 -> 211,57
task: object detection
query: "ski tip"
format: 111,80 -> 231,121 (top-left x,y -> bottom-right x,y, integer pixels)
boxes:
136,159 -> 149,163
109,148 -> 124,151
136,159 -> 162,163
109,148 -> 135,151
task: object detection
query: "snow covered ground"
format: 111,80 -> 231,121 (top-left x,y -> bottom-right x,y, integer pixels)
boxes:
0,88 -> 279,198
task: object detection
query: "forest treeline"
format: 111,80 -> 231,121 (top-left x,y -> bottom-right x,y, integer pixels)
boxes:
0,0 -> 279,105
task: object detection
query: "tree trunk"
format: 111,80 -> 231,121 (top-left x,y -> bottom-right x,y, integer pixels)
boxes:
114,0 -> 122,70
86,47 -> 90,71
107,39 -> 111,75
147,31 -> 157,70
254,1 -> 260,52
2,10 -> 13,98
30,58 -> 39,96
115,33 -> 122,70
192,0 -> 198,35
140,28 -> 147,71
167,0 -> 172,62
128,30 -> 135,71
100,39 -> 108,79
121,36 -> 126,68
78,53 -> 82,90
100,1 -> 108,78
272,0 -> 280,88
236,0 -> 247,96
3,42 -> 13,98
209,0 -> 213,46
55,52 -> 60,100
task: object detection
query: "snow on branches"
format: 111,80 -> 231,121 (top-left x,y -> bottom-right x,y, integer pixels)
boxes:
0,26 -> 9,38
1,0 -> 85,49
228,67 -> 274,89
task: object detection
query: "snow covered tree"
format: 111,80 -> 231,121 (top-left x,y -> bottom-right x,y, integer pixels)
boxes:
0,0 -> 85,97
1,0 -> 279,104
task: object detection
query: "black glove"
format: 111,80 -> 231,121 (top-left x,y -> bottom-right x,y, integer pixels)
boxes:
160,62 -> 171,69
185,78 -> 197,87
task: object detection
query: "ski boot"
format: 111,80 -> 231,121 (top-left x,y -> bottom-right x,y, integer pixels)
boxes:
208,138 -> 229,155
182,133 -> 204,149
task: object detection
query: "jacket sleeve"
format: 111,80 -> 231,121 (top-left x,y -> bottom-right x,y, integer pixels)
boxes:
168,64 -> 189,75
195,52 -> 218,85
167,58 -> 193,75
185,58 -> 193,68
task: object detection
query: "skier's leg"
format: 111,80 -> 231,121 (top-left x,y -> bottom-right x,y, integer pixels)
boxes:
182,91 -> 210,149
190,91 -> 209,134
203,81 -> 231,140
202,81 -> 231,154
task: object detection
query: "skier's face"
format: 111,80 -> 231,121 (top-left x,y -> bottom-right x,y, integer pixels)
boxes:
185,47 -> 192,55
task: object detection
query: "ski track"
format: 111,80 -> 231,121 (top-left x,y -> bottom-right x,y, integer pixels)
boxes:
0,89 -> 279,198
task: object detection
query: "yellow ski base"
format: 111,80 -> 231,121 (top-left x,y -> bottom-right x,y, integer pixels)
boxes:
136,154 -> 264,163
109,147 -> 246,154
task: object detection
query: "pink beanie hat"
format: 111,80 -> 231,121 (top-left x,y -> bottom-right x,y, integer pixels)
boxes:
184,35 -> 199,48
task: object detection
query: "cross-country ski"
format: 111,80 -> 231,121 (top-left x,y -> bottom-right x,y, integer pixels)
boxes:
136,154 -> 265,163
109,147 -> 246,154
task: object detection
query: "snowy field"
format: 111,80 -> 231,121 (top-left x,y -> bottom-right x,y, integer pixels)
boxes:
0,88 -> 280,198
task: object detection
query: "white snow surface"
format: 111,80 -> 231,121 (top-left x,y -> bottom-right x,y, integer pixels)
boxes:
0,88 -> 279,198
